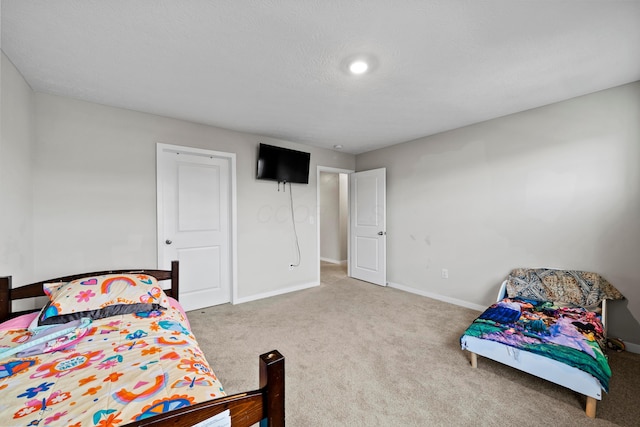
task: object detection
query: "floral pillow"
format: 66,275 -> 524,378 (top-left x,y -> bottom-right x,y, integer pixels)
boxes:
33,273 -> 169,326
505,268 -> 624,306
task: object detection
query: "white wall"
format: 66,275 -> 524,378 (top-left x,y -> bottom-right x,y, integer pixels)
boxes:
356,82 -> 640,344
28,92 -> 354,300
0,52 -> 35,284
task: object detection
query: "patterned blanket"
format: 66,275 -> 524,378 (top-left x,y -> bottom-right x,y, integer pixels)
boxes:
0,305 -> 224,426
461,297 -> 611,392
505,268 -> 623,307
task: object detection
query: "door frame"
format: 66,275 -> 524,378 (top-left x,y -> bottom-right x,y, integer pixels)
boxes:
156,143 -> 238,303
316,166 -> 354,284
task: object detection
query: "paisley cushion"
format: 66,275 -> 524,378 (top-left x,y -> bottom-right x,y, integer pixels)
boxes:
506,268 -> 623,306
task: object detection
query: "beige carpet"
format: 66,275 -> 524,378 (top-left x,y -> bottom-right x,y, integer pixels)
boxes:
187,262 -> 640,426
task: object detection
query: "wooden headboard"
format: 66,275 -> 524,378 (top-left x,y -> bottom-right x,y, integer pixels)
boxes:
0,260 -> 179,322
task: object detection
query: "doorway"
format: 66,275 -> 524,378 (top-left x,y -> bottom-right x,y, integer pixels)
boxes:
317,166 -> 353,283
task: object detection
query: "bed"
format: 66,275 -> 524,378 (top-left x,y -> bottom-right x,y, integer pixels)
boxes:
460,268 -> 623,419
0,261 -> 285,427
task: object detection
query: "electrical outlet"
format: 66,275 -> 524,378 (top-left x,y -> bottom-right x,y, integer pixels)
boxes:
289,264 -> 295,271
441,268 -> 449,279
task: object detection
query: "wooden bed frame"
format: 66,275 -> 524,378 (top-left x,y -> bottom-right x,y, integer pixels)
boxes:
463,280 -> 606,418
0,261 -> 285,427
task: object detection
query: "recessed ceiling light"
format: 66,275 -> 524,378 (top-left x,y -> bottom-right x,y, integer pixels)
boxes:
342,54 -> 378,76
349,60 -> 369,75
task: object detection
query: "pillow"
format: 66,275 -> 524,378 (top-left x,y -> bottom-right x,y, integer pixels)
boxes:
505,268 -> 624,306
0,312 -> 39,331
33,273 -> 170,326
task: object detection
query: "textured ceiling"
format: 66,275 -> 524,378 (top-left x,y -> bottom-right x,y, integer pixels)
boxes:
2,1 -> 639,154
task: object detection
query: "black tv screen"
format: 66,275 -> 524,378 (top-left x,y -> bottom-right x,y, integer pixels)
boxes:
256,143 -> 310,184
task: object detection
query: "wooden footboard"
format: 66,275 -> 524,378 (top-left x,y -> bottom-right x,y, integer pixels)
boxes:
127,350 -> 285,427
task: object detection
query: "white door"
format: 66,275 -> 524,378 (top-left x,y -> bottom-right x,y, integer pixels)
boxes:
349,168 -> 386,286
157,144 -> 233,311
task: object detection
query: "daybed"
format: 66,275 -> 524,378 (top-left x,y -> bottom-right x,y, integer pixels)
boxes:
0,261 -> 284,426
460,268 -> 623,418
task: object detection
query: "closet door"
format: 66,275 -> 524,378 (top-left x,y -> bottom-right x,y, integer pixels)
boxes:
157,143 -> 234,310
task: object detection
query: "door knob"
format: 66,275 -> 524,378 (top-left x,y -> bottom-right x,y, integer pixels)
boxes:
377,231 -> 386,236
165,239 -> 172,245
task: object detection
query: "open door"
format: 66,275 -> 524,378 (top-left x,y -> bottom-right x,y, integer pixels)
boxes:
349,168 -> 386,286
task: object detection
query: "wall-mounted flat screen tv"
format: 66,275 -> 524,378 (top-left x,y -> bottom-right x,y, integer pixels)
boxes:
256,143 -> 310,184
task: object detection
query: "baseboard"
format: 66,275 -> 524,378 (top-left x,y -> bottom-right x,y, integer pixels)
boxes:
320,257 -> 347,265
233,280 -> 320,304
623,341 -> 640,354
387,281 -> 640,354
387,281 -> 486,312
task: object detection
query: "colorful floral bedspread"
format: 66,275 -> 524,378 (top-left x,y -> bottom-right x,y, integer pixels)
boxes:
461,298 -> 611,392
0,305 -> 224,426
